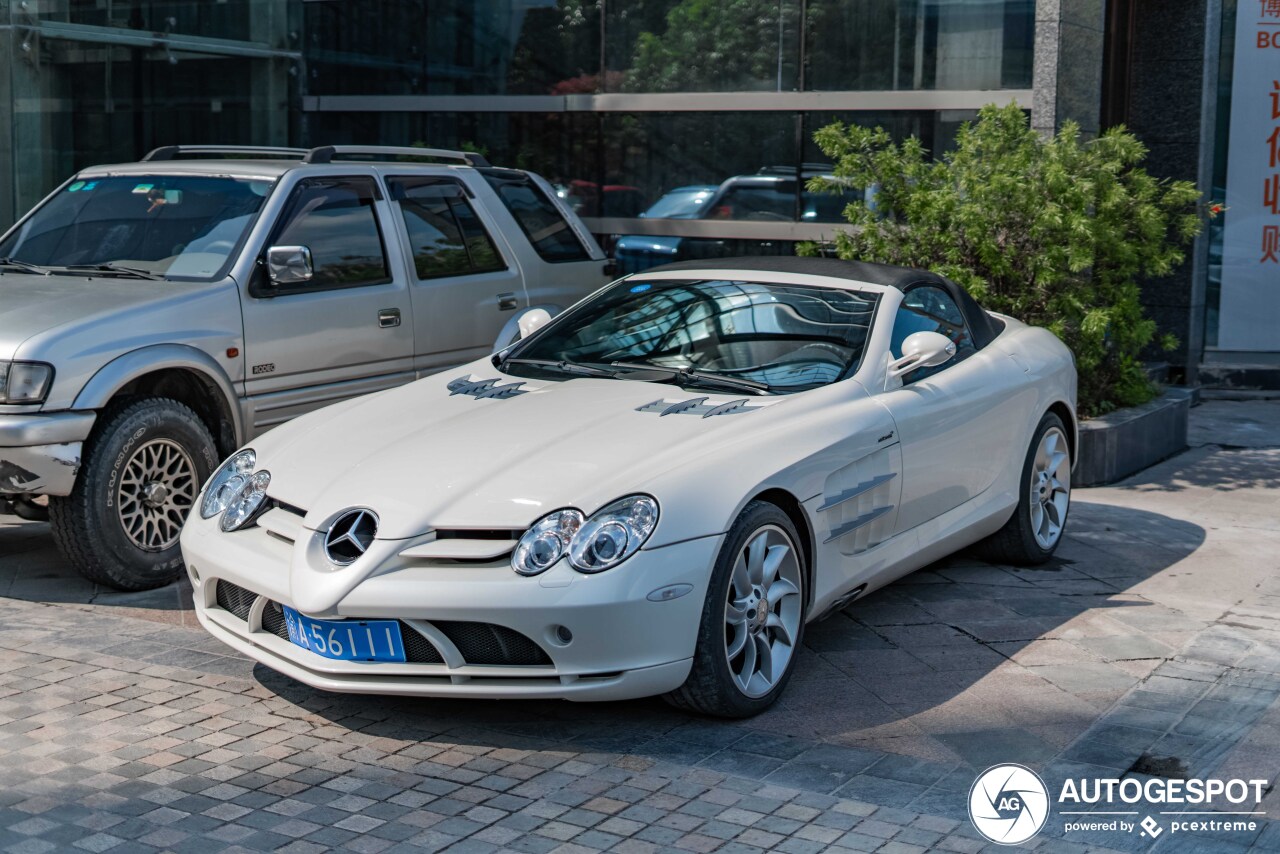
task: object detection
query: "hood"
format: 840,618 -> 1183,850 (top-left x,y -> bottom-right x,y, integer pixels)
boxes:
0,273 -> 206,360
257,365 -> 791,540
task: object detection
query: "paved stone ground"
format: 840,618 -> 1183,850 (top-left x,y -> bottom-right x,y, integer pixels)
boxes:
0,400 -> 1277,853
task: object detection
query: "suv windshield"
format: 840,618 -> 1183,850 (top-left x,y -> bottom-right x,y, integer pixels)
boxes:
0,174 -> 273,280
504,278 -> 879,393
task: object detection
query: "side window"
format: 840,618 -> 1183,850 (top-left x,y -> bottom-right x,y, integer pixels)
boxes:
480,172 -> 590,263
387,177 -> 506,280
270,177 -> 389,289
890,286 -> 976,383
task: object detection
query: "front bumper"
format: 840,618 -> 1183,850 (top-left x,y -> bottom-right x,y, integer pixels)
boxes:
0,411 -> 96,496
181,515 -> 720,701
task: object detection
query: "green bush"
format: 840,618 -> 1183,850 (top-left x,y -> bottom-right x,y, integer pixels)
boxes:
808,103 -> 1206,417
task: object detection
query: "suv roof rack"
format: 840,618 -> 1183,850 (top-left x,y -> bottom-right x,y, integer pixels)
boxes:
142,145 -> 309,161
303,145 -> 490,167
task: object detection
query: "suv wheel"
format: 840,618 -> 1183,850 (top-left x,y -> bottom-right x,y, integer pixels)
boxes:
50,398 -> 217,591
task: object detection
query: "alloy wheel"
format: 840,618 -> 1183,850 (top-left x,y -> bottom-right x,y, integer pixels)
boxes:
117,438 -> 198,551
1029,426 -> 1071,549
723,524 -> 803,698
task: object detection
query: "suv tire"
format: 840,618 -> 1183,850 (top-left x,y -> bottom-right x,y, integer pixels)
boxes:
50,398 -> 217,591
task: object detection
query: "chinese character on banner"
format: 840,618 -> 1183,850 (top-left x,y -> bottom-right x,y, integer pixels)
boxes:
1264,226 -> 1280,264
1273,81 -> 1280,121
1267,174 -> 1280,214
1263,1 -> 1280,19
1270,126 -> 1280,168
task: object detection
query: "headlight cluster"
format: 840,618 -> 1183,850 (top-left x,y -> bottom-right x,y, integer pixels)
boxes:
512,495 -> 658,576
200,449 -> 271,532
0,361 -> 54,404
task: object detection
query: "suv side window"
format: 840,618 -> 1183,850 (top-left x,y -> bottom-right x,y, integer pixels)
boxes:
890,285 -> 976,383
480,171 -> 590,263
387,177 -> 507,280
269,177 -> 390,290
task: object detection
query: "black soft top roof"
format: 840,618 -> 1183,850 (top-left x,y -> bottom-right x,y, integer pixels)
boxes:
645,256 -> 1003,349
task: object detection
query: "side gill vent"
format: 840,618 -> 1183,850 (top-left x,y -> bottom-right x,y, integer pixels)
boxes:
447,376 -> 527,400
635,397 -> 763,418
215,580 -> 257,621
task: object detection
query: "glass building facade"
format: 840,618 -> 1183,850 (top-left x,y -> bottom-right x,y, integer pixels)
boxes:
2,0 -> 1035,257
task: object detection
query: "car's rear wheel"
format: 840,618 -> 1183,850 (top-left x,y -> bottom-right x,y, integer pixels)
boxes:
50,398 -> 217,591
975,412 -> 1071,565
664,501 -> 805,718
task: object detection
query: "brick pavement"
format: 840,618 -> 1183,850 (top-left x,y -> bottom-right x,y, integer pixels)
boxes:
0,400 -> 1277,852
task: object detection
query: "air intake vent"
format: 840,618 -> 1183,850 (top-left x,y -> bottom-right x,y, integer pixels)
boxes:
635,397 -> 765,418
447,376 -> 527,400
215,580 -> 257,621
434,621 -> 551,666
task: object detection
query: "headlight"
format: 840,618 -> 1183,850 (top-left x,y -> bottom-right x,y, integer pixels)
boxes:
511,508 -> 583,576
0,361 -> 54,404
200,449 -> 256,519
568,495 -> 659,573
219,470 -> 271,532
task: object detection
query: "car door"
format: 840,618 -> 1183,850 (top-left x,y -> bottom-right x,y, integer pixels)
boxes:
875,285 -> 1027,535
384,175 -> 526,374
241,174 -> 415,434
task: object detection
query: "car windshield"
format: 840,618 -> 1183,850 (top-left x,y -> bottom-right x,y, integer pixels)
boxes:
505,278 -> 879,393
0,174 -> 273,281
642,188 -> 714,219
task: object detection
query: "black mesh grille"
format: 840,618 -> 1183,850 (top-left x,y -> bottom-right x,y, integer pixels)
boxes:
434,621 -> 551,666
260,601 -> 442,664
215,581 -> 257,621
261,601 -> 289,640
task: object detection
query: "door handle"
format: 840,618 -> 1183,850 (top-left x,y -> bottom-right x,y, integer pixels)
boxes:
497,292 -> 518,311
378,308 -> 401,328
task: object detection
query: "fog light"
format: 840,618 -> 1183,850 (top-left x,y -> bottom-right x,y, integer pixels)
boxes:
554,625 -> 573,645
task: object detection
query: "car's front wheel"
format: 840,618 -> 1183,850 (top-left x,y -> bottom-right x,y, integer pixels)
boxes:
665,501 -> 806,718
975,411 -> 1072,565
50,398 -> 217,591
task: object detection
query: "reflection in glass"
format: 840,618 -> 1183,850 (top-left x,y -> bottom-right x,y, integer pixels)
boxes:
506,278 -> 879,393
0,175 -> 271,280
273,178 -> 390,288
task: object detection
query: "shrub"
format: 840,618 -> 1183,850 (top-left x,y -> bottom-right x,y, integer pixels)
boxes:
808,103 -> 1206,417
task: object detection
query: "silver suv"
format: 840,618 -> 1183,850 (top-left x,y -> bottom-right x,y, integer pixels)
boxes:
0,145 -> 609,590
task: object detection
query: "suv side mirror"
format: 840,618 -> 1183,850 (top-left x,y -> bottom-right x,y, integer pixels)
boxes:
888,331 -> 956,379
265,245 -> 314,286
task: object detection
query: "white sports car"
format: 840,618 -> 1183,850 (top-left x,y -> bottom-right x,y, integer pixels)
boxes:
181,257 -> 1076,717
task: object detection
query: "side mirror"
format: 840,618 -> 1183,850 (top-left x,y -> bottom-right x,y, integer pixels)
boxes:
888,331 -> 956,379
265,245 -> 313,285
493,306 -> 556,353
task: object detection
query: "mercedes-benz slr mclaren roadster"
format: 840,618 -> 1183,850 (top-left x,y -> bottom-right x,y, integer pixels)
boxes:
181,257 -> 1076,717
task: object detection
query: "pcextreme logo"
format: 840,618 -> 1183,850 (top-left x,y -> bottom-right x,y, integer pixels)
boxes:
968,764 -> 1051,845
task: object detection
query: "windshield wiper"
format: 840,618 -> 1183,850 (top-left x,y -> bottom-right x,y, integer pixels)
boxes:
0,257 -> 49,275
502,358 -> 617,378
61,263 -> 165,280
610,361 -> 772,395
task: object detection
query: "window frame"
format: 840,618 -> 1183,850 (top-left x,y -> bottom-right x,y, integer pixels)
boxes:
385,175 -> 509,281
890,284 -> 977,384
251,175 -> 393,298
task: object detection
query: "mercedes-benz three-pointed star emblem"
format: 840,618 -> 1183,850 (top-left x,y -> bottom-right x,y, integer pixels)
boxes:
324,509 -> 379,565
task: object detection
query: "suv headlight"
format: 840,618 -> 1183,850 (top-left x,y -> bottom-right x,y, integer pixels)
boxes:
512,495 -> 659,576
0,361 -> 54,404
201,449 -> 256,519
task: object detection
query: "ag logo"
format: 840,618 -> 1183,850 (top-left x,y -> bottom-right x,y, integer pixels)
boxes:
968,764 -> 1050,845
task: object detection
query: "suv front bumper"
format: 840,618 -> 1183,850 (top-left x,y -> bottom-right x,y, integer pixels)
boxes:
0,412 -> 96,496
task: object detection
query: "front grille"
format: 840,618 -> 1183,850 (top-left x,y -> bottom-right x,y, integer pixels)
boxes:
215,580 -> 256,621
434,621 -> 551,666
260,600 -> 442,664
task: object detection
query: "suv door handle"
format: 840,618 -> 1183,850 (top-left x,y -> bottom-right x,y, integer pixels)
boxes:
497,293 -> 518,311
378,308 -> 401,328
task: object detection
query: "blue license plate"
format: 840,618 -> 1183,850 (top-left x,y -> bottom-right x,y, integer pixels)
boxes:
281,607 -> 406,663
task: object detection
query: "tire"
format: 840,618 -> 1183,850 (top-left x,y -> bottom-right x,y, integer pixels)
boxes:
50,398 -> 217,591
974,411 -> 1072,566
664,501 -> 807,718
